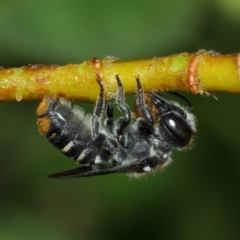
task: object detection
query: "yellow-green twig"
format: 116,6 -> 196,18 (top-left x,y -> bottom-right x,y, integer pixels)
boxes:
0,50 -> 239,103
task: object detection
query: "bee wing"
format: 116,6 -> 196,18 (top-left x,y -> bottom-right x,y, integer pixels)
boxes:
48,161 -> 146,178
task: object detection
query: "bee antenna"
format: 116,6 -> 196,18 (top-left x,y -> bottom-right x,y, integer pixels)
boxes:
167,92 -> 193,111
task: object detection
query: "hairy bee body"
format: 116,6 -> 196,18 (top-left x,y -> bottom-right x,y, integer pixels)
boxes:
37,98 -> 93,161
37,76 -> 196,178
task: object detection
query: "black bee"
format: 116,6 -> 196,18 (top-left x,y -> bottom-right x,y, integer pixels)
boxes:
37,75 -> 196,178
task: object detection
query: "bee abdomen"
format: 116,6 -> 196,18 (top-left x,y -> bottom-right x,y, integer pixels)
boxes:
37,97 -> 93,161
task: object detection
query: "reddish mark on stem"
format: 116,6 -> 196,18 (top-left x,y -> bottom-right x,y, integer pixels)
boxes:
24,64 -> 58,71
236,53 -> 240,81
91,58 -> 105,100
57,92 -> 67,98
91,57 -> 103,80
186,50 -> 205,94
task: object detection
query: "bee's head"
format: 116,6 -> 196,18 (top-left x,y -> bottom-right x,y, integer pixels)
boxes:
151,92 -> 196,148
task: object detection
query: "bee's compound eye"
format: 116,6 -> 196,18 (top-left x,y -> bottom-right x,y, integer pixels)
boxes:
163,112 -> 192,145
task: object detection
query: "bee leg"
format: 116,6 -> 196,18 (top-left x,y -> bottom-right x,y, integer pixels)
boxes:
88,78 -> 114,166
133,155 -> 169,174
136,77 -> 153,125
92,77 -> 105,139
115,75 -> 131,135
105,100 -> 114,133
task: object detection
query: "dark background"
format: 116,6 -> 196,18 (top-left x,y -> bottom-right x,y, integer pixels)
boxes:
1,1 -> 240,240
